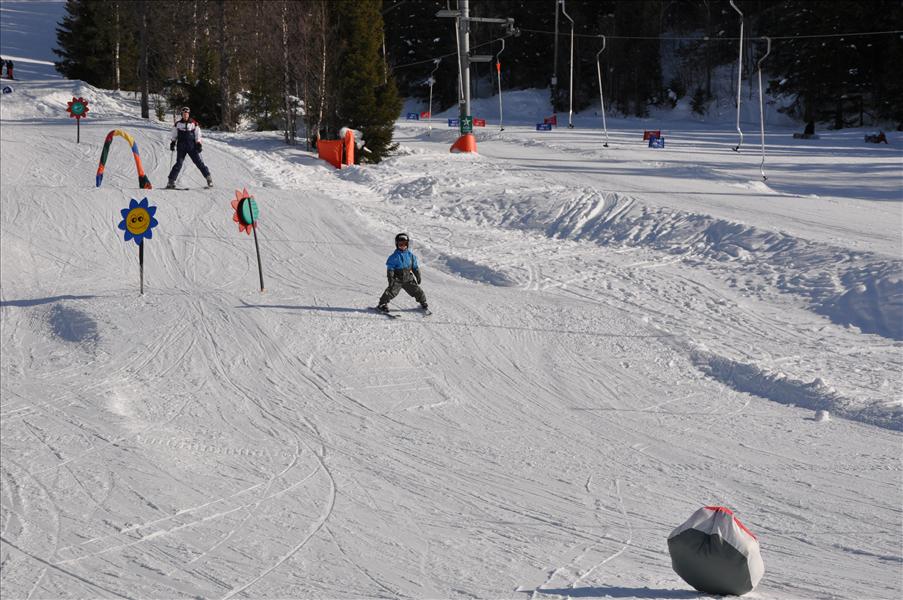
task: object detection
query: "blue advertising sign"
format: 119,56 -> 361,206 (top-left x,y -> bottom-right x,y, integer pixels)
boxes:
648,136 -> 665,148
536,123 -> 552,131
406,112 -> 420,120
448,119 -> 459,127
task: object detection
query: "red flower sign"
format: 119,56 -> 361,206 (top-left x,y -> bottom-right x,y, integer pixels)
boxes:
66,97 -> 89,119
231,188 -> 259,235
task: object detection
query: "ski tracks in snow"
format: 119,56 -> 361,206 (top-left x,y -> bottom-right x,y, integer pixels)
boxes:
527,478 -> 633,597
220,418 -> 337,600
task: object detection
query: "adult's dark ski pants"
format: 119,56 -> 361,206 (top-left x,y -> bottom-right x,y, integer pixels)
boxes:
379,280 -> 426,306
168,147 -> 210,181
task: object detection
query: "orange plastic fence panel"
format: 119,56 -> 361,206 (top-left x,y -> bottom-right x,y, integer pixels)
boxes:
343,130 -> 354,166
318,140 -> 343,169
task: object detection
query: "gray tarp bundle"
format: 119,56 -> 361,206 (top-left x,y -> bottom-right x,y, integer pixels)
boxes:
668,506 -> 764,596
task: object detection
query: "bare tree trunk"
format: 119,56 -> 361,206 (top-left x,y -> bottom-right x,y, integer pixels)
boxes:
704,0 -> 712,98
114,1 -> 121,90
218,0 -> 232,130
139,0 -> 149,119
382,31 -> 388,85
315,1 -> 327,139
254,2 -> 260,91
190,0 -> 198,73
282,1 -> 292,143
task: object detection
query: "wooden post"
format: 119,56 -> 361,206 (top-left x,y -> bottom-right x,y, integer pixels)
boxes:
139,241 -> 144,295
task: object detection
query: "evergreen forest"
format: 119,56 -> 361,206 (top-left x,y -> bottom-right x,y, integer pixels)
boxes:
54,0 -> 903,161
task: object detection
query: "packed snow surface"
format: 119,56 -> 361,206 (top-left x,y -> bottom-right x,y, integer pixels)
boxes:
1,4 -> 902,599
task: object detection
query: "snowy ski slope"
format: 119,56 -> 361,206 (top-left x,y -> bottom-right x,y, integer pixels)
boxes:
1,2 -> 901,599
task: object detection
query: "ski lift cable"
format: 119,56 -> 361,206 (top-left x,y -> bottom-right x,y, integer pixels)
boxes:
497,38 -> 505,131
389,25 -> 901,73
390,27 -> 900,71
391,32 -> 517,70
595,35 -> 609,148
427,58 -> 441,135
515,27 -> 903,41
560,0 -> 576,128
730,0 -> 744,152
758,36 -> 772,181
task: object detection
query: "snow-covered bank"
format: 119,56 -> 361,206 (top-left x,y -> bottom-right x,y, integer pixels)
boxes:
3,71 -> 901,600
344,152 -> 902,341
0,1 -> 64,80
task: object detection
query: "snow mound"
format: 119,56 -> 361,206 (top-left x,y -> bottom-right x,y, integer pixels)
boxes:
47,303 -> 99,345
357,150 -> 903,340
0,79 -> 150,122
691,349 -> 901,431
819,273 -> 903,340
433,253 -> 517,287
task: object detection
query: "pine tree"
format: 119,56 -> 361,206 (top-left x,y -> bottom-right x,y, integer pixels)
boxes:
332,0 -> 402,162
54,0 -> 104,83
764,0 -> 903,128
54,0 -> 138,88
50,0 -> 902,132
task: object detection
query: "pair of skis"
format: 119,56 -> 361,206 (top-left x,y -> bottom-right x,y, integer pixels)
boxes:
370,306 -> 431,319
163,184 -> 213,191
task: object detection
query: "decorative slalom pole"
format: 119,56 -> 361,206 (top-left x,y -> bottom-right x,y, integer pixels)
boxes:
251,214 -> 264,292
596,35 -> 609,148
757,36 -> 772,181
729,0 -> 744,152
496,38 -> 505,132
117,198 -> 158,295
139,240 -> 144,295
66,97 -> 89,143
231,188 -> 265,292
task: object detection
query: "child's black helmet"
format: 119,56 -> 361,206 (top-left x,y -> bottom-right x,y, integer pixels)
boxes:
395,233 -> 409,246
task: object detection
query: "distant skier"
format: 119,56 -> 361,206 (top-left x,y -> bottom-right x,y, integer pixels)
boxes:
166,106 -> 212,189
376,233 -> 428,313
5,59 -> 13,80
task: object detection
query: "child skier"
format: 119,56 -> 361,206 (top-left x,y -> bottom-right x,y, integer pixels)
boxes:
166,106 -> 213,188
376,233 -> 429,313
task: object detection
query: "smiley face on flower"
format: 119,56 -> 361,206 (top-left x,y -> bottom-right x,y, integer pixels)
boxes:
118,197 -> 158,244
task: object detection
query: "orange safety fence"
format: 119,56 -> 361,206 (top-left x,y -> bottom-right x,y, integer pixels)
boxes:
318,140 -> 344,169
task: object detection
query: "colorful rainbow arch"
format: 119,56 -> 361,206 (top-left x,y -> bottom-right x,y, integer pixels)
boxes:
96,129 -> 152,189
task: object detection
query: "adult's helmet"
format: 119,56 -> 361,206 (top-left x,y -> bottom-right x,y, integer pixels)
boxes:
395,232 -> 410,247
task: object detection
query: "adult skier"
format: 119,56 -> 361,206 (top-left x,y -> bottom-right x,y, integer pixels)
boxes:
376,233 -> 429,313
166,106 -> 212,189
